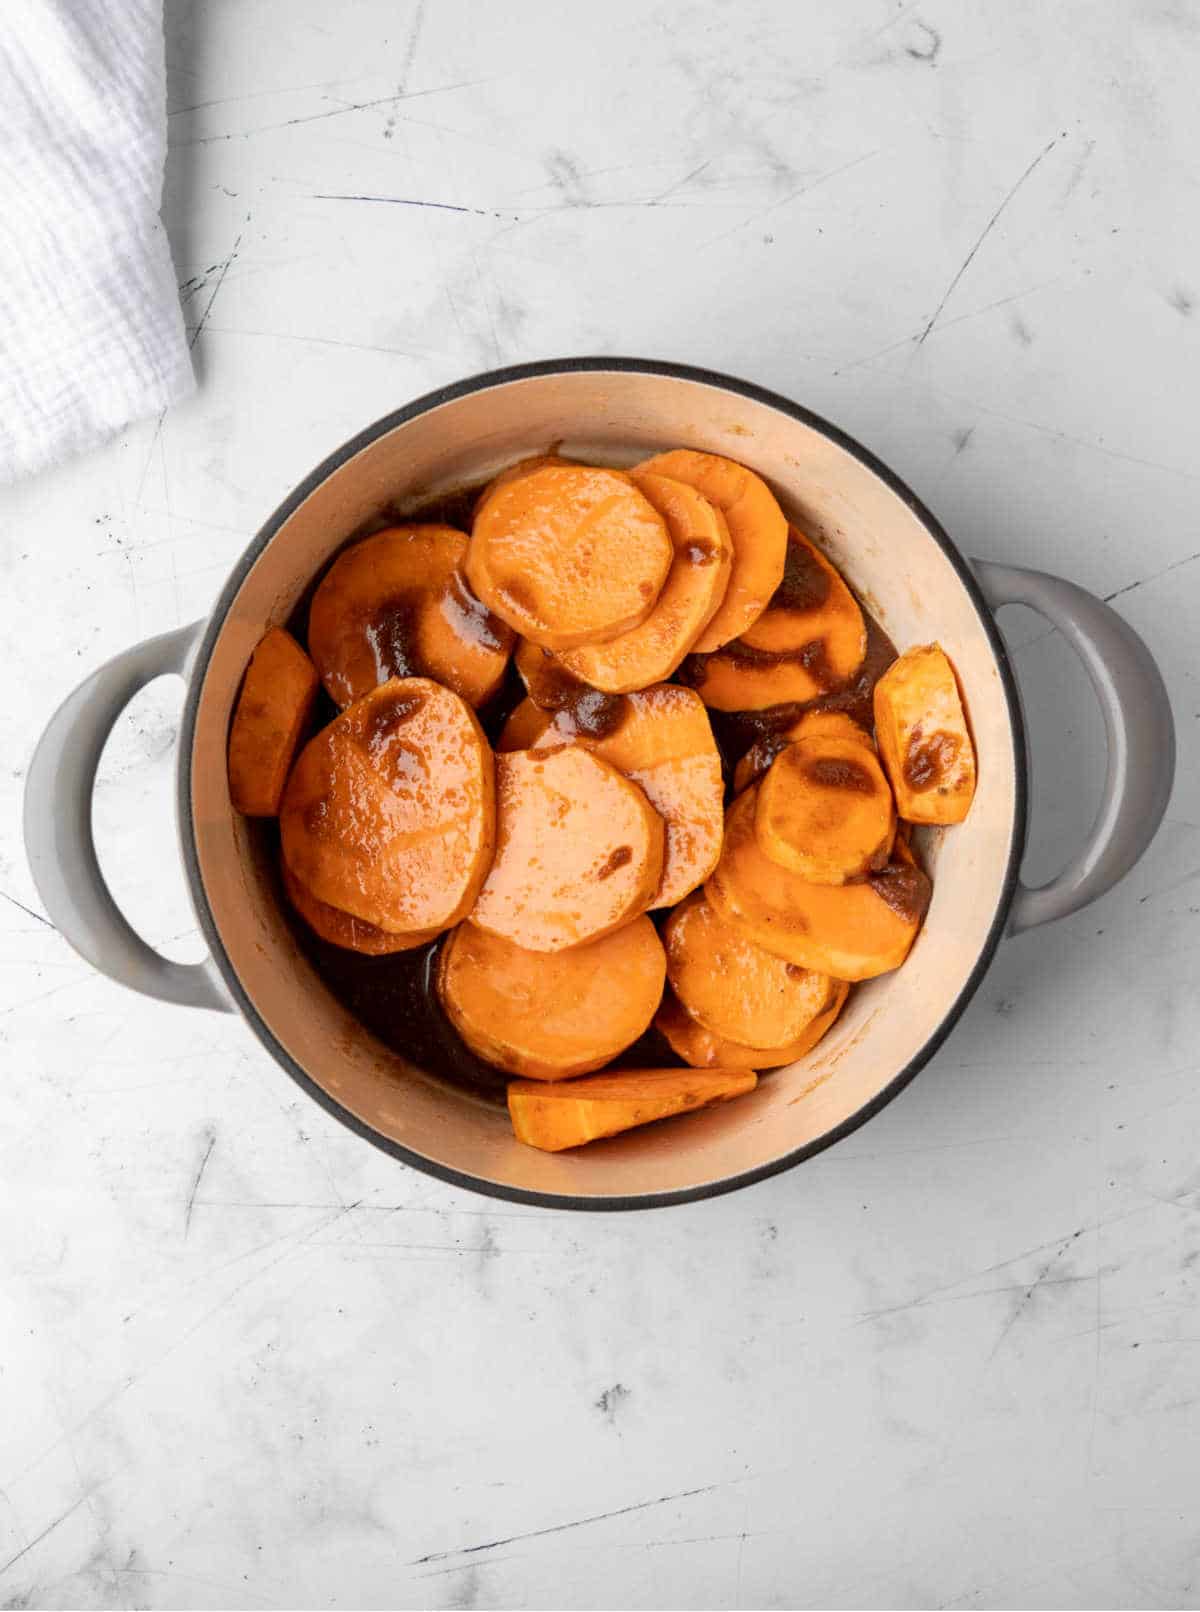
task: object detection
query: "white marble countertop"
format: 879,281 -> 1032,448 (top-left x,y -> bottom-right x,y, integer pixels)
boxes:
3,2 -> 1198,1607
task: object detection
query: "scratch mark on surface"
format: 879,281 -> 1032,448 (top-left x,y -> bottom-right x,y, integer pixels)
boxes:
916,134 -> 1061,345
1103,549 -> 1200,603
834,274 -> 1074,371
189,232 -> 243,350
176,79 -> 490,145
648,159 -> 712,204
0,1487 -> 98,1578
987,1232 -> 1084,1360
0,891 -> 53,930
411,1483 -> 719,1564
311,193 -> 514,219
904,19 -> 941,61
184,1130 -> 217,1236
702,150 -> 879,247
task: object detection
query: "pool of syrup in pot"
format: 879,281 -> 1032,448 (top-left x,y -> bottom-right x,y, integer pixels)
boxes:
272,480 -> 898,1103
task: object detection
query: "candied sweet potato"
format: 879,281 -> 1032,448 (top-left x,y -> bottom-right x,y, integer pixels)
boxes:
635,449 -> 787,650
308,524 -> 513,710
281,860 -> 437,955
874,643 -> 976,823
496,697 -> 553,752
755,735 -> 895,883
227,628 -> 319,817
655,981 -> 849,1070
507,1066 -> 757,1151
556,472 -> 733,691
706,787 -> 930,980
732,709 -> 872,794
438,916 -> 666,1079
471,747 -> 664,950
280,678 -> 494,936
663,891 -> 837,1048
466,464 -> 673,649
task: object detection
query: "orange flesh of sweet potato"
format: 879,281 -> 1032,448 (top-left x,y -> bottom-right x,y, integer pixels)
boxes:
473,453 -> 578,519
635,449 -> 787,651
690,527 -> 867,712
556,472 -> 733,691
466,465 -> 673,650
732,709 -> 872,794
280,677 -> 495,935
655,980 -> 849,1070
470,747 -> 665,951
706,786 -> 930,980
755,736 -> 896,883
308,525 -> 513,710
531,684 -> 724,907
874,643 -> 977,824
496,697 -> 553,751
281,859 -> 438,955
507,1066 -> 757,1151
438,916 -> 666,1079
663,890 -> 837,1048
227,628 -> 319,817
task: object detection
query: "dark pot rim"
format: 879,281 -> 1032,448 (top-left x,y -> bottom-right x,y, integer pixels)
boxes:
177,356 -> 1028,1212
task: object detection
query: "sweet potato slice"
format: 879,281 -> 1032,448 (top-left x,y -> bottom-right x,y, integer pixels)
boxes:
688,527 -> 867,711
732,709 -> 872,794
874,643 -> 977,823
508,1066 -> 757,1151
438,916 -> 666,1079
556,473 -> 733,691
281,860 -> 438,955
471,747 -> 664,950
664,891 -> 837,1048
531,685 -> 724,907
706,787 -> 930,980
308,524 -> 513,709
280,678 -> 494,935
755,736 -> 895,883
474,453 -> 578,518
635,449 -> 787,650
655,981 -> 849,1070
227,628 -> 319,817
466,464 -> 673,649
514,637 -> 628,738
497,697 -> 553,752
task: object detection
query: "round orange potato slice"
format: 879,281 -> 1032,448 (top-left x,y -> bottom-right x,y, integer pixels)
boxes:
663,891 -> 837,1049
308,525 -> 513,709
471,747 -> 664,951
530,684 -> 725,908
437,916 -> 666,1080
655,982 -> 849,1070
755,736 -> 895,883
873,642 -> 977,824
281,860 -> 438,955
556,472 -> 733,692
507,1065 -> 756,1151
634,449 -> 787,651
733,709 -> 872,794
227,628 -> 319,817
473,453 -> 578,519
466,464 -> 673,650
706,787 -> 930,980
280,678 -> 495,936
689,527 -> 867,711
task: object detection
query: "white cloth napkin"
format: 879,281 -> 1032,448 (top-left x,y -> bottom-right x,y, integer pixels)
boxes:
0,0 -> 194,484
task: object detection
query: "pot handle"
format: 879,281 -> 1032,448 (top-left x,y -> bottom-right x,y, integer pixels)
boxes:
23,621 -> 232,1011
971,559 -> 1175,934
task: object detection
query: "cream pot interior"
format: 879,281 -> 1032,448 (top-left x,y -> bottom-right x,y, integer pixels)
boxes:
183,362 -> 1024,1207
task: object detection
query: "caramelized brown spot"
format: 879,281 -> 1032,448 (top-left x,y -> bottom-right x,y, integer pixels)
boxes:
639,579 -> 655,599
904,729 -> 961,791
685,541 -> 720,566
676,654 -> 709,689
442,569 -> 515,655
774,531 -> 832,613
806,756 -> 875,794
784,963 -> 806,980
363,593 -> 422,681
360,687 -> 427,752
596,845 -> 633,880
868,863 -> 932,924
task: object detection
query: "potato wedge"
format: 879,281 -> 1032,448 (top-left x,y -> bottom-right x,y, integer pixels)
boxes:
556,472 -> 733,691
655,981 -> 849,1070
688,527 -> 867,711
280,678 -> 494,935
531,684 -> 724,907
471,747 -> 664,950
635,449 -> 787,650
755,736 -> 895,883
706,787 -> 930,980
227,628 -> 319,817
281,859 -> 438,955
663,891 -> 837,1048
732,709 -> 872,794
466,464 -> 673,649
308,524 -> 513,709
438,916 -> 665,1079
508,1066 -> 757,1151
874,643 -> 977,823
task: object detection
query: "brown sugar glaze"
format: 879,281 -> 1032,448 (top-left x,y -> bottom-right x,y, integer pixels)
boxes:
275,479 -> 901,1101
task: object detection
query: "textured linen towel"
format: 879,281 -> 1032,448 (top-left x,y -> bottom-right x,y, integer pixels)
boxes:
0,0 -> 194,484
